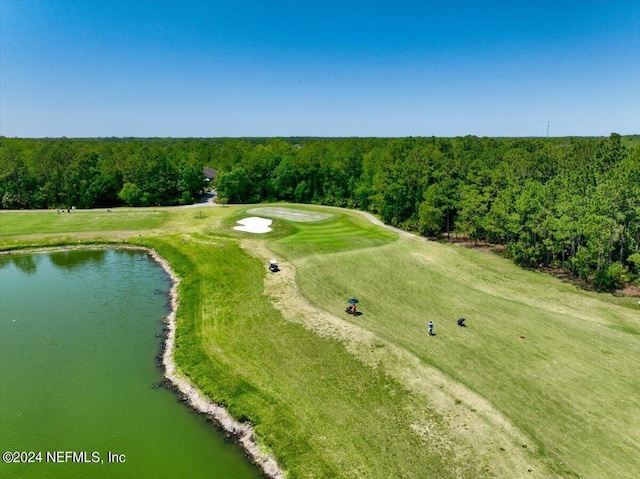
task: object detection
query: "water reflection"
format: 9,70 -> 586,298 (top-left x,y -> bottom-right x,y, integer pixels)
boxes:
48,249 -> 107,270
0,249 -> 263,479
0,249 -> 112,275
0,254 -> 41,275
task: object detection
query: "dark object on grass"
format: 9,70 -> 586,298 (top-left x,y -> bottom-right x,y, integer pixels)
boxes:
346,299 -> 359,315
457,317 -> 466,327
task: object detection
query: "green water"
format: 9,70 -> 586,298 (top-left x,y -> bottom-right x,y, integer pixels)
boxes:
0,249 -> 262,479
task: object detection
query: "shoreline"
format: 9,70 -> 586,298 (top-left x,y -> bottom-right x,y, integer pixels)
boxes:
1,244 -> 285,479
149,249 -> 285,479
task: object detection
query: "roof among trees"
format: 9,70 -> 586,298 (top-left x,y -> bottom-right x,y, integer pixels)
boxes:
203,166 -> 217,179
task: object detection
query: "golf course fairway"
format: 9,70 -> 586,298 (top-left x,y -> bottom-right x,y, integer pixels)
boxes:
1,204 -> 638,478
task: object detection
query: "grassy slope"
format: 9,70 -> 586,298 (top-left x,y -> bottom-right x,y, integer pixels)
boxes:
153,233 -> 481,478
288,236 -> 640,479
1,205 -> 638,478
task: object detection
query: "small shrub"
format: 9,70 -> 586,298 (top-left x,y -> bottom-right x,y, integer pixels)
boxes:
593,262 -> 628,291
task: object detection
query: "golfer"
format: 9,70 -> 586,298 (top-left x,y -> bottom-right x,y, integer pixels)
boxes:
428,321 -> 434,336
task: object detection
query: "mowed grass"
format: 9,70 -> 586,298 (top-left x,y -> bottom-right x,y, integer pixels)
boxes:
0,208 -> 168,235
291,237 -> 640,479
0,206 -> 242,248
1,204 -> 638,478
266,208 -> 398,259
148,233 -> 486,478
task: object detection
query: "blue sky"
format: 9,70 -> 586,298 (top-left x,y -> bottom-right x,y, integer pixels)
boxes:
1,0 -> 639,137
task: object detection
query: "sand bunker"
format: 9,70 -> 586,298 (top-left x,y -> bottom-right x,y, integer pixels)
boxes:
234,217 -> 273,234
246,207 -> 333,222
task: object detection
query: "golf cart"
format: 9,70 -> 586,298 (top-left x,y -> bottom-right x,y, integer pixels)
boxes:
268,259 -> 280,273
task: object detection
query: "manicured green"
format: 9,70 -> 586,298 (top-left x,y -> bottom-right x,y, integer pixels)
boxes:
226,205 -> 398,259
1,204 -> 638,479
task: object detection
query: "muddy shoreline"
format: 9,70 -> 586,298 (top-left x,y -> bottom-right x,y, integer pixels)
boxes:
1,244 -> 285,479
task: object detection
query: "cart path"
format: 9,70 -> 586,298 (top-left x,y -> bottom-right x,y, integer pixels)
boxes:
356,210 -> 416,238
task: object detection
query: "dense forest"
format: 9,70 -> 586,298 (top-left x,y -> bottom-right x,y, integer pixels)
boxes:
0,138 -> 208,208
1,135 -> 639,289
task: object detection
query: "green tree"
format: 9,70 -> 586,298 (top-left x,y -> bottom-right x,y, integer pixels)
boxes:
456,184 -> 489,244
118,182 -> 143,206
215,167 -> 251,203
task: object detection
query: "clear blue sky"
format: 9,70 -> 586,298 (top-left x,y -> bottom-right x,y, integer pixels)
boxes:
1,0 -> 639,137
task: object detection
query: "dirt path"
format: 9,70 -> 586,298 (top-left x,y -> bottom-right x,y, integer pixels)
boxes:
241,238 -> 556,478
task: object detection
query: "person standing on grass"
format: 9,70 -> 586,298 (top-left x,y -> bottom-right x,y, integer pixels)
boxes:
428,321 -> 434,336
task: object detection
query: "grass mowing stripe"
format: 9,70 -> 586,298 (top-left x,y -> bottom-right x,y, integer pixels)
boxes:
2,204 -> 638,478
0,209 -> 168,235
269,212 -> 397,260
151,234 -> 489,478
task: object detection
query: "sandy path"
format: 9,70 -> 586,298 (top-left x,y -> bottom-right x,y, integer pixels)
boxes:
242,236 -> 556,478
2,207 -> 553,477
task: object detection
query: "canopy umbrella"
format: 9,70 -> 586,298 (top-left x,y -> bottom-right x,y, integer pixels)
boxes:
347,298 -> 359,304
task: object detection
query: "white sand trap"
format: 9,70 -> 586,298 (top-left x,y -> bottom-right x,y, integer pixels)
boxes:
234,217 -> 273,233
246,207 -> 333,222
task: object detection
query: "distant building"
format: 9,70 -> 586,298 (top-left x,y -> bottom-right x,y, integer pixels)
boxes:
203,167 -> 217,182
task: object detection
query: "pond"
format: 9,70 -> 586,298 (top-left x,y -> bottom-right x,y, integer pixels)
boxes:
0,249 -> 262,479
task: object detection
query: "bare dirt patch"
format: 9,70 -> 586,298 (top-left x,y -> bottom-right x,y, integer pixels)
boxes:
439,236 -> 506,254
621,284 -> 640,297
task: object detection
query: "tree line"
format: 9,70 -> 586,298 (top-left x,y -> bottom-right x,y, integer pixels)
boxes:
212,134 -> 640,289
0,138 -> 208,209
1,135 -> 639,289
